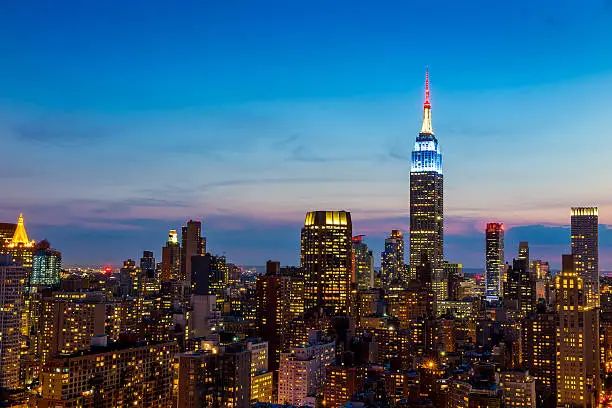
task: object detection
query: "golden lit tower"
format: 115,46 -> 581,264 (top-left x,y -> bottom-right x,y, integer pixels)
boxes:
409,71 -> 443,292
2,213 -> 36,269
571,207 -> 599,308
555,254 -> 600,407
301,211 -> 352,316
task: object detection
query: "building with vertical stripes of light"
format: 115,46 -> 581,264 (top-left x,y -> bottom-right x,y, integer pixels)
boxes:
571,207 -> 599,308
301,211 -> 352,316
485,223 -> 504,302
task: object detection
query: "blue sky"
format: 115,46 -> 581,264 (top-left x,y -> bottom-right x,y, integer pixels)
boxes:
1,0 -> 612,269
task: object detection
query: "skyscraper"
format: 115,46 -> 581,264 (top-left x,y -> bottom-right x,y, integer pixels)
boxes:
31,240 -> 62,287
301,211 -> 352,316
518,241 -> 529,262
2,213 -> 35,269
381,230 -> 405,287
0,254 -> 27,390
555,254 -> 600,407
139,250 -> 155,273
256,261 -> 304,370
409,72 -> 443,293
352,236 -> 374,290
571,207 -> 599,308
485,223 -> 504,301
161,229 -> 180,282
181,220 -> 204,285
522,308 -> 556,406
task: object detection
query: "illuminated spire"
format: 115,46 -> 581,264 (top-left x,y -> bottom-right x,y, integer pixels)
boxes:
9,213 -> 34,247
420,69 -> 434,135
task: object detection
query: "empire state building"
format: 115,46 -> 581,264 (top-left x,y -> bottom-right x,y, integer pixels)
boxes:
409,71 -> 444,300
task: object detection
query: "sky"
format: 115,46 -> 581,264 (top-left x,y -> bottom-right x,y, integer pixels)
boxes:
1,0 -> 612,269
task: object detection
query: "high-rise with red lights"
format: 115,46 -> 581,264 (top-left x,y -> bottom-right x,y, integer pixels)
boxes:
409,71 -> 443,295
485,223 -> 504,301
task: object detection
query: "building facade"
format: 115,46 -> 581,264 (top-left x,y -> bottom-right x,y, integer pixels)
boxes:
301,211 -> 352,316
571,207 -> 599,308
180,220 -> 204,286
485,223 -> 504,301
36,340 -> 178,408
381,230 -> 405,287
352,236 -> 374,290
278,339 -> 335,406
31,240 -> 62,287
0,255 -> 27,390
555,254 -> 600,407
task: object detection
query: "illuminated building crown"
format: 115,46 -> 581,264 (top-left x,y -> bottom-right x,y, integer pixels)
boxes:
411,70 -> 442,174
9,213 -> 35,247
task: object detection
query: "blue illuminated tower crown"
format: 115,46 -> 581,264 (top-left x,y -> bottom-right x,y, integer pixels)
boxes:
411,71 -> 442,174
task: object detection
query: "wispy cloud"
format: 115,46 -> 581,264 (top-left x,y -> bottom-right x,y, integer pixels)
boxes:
11,115 -> 114,146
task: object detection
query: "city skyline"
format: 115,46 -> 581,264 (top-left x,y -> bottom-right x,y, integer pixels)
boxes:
2,1 -> 612,268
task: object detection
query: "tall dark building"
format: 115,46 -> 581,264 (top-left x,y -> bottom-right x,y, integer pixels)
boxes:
518,241 -> 529,263
444,262 -> 463,301
180,220 -> 204,285
191,254 -> 213,296
301,211 -> 352,316
161,229 -> 180,282
571,207 -> 599,308
504,257 -> 536,318
352,236 -> 374,290
409,72 -> 443,294
485,223 -> 504,301
256,261 -> 304,370
522,308 -> 556,407
381,230 -> 405,287
139,250 -> 155,273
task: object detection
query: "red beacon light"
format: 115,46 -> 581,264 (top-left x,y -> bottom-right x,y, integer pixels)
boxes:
104,266 -> 112,274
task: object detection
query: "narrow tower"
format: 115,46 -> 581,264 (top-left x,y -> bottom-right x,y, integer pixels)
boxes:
571,207 -> 599,308
485,222 -> 504,301
409,71 -> 444,296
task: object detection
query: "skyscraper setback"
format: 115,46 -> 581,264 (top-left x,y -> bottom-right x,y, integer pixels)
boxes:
485,223 -> 504,301
571,207 -> 599,308
409,72 -> 443,293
